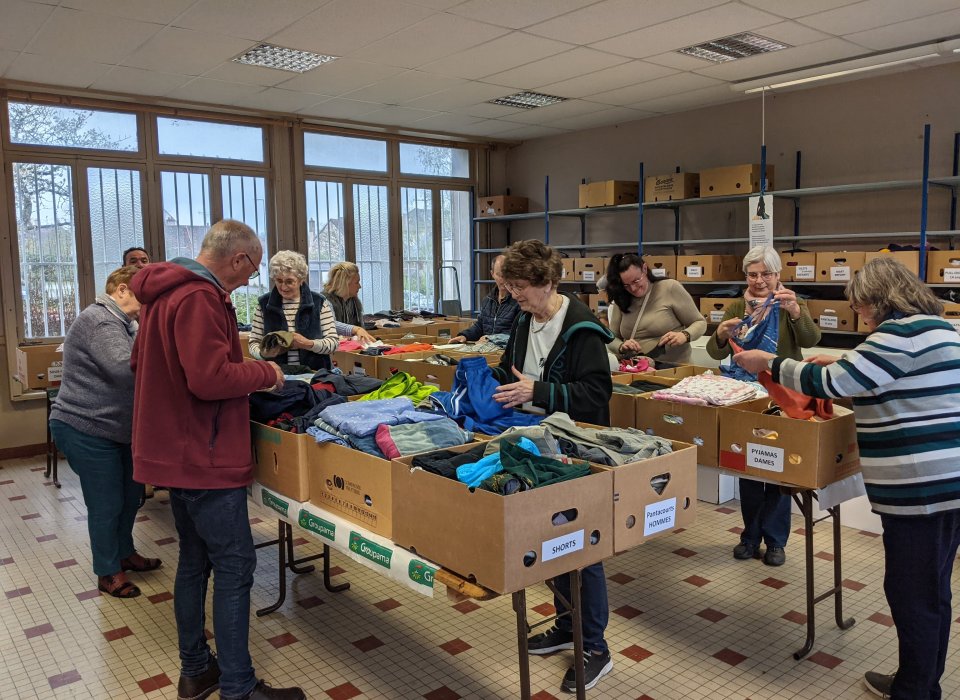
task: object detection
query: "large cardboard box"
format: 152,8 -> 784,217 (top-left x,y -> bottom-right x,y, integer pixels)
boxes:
579,180 -> 640,208
308,442 -> 393,537
864,250 -> 919,276
608,373 -> 679,429
779,251 -> 817,282
392,443 -> 614,594
574,257 -> 607,282
816,251 -> 865,282
700,164 -> 774,197
717,403 -> 860,489
926,251 -> 960,283
942,302 -> 960,332
699,298 -> 738,324
477,195 -> 528,218
644,255 -> 676,279
15,344 -> 63,390
561,258 -> 575,280
423,319 -> 472,340
677,255 -> 740,282
332,350 -> 379,377
251,422 -> 312,502
644,172 -> 700,202
652,365 -> 717,379
806,300 -> 856,332
583,292 -> 608,316
374,351 -> 435,380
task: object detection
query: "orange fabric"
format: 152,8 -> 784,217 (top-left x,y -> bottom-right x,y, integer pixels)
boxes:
758,371 -> 833,420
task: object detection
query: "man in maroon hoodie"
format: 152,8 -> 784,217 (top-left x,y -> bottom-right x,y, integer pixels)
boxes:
131,219 -> 304,700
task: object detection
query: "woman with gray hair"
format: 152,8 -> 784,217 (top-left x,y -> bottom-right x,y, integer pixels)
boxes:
248,250 -> 339,370
734,256 -> 960,699
706,246 -> 820,567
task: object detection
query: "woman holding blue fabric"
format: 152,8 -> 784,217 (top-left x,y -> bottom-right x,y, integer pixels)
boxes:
706,246 -> 820,566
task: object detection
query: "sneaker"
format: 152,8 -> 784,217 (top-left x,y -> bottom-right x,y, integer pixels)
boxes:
177,655 -> 220,700
561,650 -> 613,693
733,541 -> 761,560
763,546 -> 786,566
527,626 -> 574,655
243,680 -> 306,700
864,670 -> 895,698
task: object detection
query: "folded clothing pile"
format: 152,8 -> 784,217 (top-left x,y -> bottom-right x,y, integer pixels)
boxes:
651,373 -> 757,406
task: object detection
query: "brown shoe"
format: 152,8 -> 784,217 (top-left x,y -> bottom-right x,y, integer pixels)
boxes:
178,656 -> 220,700
121,552 -> 163,572
243,680 -> 306,700
97,572 -> 141,599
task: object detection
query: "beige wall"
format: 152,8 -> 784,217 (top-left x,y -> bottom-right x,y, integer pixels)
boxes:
0,339 -> 46,452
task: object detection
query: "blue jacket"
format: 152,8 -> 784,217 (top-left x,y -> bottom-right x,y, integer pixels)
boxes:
461,289 -> 520,341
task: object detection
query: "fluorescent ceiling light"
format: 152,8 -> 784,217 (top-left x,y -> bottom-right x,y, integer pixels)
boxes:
742,54 -> 938,93
678,33 -> 790,63
488,91 -> 566,109
233,43 -> 338,73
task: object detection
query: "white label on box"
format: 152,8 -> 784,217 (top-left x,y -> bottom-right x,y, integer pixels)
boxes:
746,443 -> 784,473
829,266 -> 851,281
351,366 -> 367,376
541,529 -> 584,562
945,268 -> 960,283
644,497 -> 677,536
709,310 -> 725,323
582,271 -> 596,281
819,314 -> 839,330
795,265 -> 815,280
47,364 -> 63,381
561,268 -> 568,278
651,267 -> 666,278
685,265 -> 703,278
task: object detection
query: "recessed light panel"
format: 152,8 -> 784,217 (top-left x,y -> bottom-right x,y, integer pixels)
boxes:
233,43 -> 338,73
488,91 -> 567,110
678,33 -> 791,63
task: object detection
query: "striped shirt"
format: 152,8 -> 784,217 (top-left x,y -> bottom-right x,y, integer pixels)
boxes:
773,315 -> 960,516
249,297 -> 339,364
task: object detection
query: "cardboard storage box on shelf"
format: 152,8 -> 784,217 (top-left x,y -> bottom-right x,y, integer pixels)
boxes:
391,443 -> 614,594
579,180 -> 640,208
717,403 -> 860,489
251,422 -> 313,502
583,292 -> 608,317
561,258 -> 575,280
644,172 -> 700,202
700,164 -> 774,197
677,255 -> 740,282
308,442 -> 394,537
574,257 -> 607,282
926,251 -> 960,283
942,302 -> 960,332
856,315 -> 871,333
864,250 -> 919,275
779,251 -> 817,282
644,255 -> 676,279
699,298 -> 738,324
477,195 -> 528,218
816,251 -> 865,282
806,300 -> 856,332
15,344 -> 63,390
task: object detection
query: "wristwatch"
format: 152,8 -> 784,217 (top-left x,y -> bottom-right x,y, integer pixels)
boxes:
680,329 -> 691,343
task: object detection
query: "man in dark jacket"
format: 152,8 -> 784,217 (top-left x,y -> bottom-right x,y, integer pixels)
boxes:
130,219 -> 304,700
451,255 -> 519,343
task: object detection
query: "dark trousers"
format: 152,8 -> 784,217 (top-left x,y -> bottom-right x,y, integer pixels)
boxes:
49,420 -> 140,576
882,510 -> 960,700
739,478 -> 791,548
170,487 -> 258,700
552,562 -> 609,654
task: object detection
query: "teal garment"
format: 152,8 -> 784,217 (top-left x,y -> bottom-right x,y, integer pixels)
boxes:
457,437 -> 539,488
479,439 -> 590,493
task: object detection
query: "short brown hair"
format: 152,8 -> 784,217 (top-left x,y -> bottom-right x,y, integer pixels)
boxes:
500,240 -> 562,287
105,265 -> 139,295
846,256 -> 943,320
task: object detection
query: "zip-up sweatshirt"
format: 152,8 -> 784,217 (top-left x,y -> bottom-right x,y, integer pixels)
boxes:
130,258 -> 278,489
493,293 -> 614,425
772,315 -> 960,516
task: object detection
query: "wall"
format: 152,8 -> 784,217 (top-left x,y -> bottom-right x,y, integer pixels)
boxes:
0,339 -> 46,454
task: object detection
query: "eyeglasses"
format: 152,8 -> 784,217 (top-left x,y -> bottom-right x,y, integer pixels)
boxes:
504,281 -> 530,295
623,277 -> 646,290
746,271 -> 777,280
242,252 -> 260,280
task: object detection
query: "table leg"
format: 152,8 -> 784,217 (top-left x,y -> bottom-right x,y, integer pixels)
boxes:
255,520 -> 288,617
569,569 -> 586,700
512,589 -> 531,700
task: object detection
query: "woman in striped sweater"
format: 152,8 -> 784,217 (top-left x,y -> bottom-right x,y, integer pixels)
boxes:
734,256 -> 960,700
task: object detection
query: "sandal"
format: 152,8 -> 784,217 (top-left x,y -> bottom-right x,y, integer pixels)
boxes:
98,572 -> 141,599
121,552 -> 163,572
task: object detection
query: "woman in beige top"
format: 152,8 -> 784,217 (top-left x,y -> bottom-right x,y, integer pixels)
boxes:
605,252 -> 706,364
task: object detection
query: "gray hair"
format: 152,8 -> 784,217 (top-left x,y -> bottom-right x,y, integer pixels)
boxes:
199,219 -> 261,259
269,250 -> 308,282
742,246 -> 782,274
846,256 -> 942,320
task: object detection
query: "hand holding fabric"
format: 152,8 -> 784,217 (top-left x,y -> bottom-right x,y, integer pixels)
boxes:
716,317 -> 740,342
733,349 -> 775,374
620,338 -> 643,354
493,367 -> 535,409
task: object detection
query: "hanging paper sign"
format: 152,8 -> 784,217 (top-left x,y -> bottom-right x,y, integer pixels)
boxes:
748,194 -> 774,249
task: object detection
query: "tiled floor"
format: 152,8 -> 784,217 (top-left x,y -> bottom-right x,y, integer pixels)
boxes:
2,454 -> 958,699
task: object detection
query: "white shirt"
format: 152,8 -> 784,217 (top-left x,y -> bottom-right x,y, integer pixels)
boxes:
521,295 -> 570,413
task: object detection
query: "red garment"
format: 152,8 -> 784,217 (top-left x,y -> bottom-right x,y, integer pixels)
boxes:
311,381 -> 336,393
758,371 -> 833,420
619,357 -> 652,373
337,339 -> 365,352
130,261 -> 277,490
382,343 -> 435,355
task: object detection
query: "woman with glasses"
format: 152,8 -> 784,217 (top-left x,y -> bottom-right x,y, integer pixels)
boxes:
706,246 -> 820,566
605,253 -> 706,364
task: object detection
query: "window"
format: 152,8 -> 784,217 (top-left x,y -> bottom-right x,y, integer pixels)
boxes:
304,133 -> 387,172
439,189 -> 472,315
400,187 -> 434,312
304,180 -> 346,291
157,117 -> 264,162
88,167 -> 144,295
399,143 -> 469,178
8,102 -> 138,152
161,171 -> 211,260
222,174 -> 269,325
353,184 -> 391,314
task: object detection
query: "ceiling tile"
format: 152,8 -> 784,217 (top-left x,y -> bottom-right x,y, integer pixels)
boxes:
360,105 -> 443,127
405,0 -> 464,8
27,7 -> 163,65
0,49 -> 20,75
644,51 -> 717,71
349,12 -> 511,68
202,61 -> 296,87
165,77 -> 266,104
525,0 -> 728,44
298,97 -> 385,119
537,60 -> 677,99
340,70 -> 466,104
267,0 -> 435,57
753,20 -> 833,45
404,80 -> 520,110
275,59 -> 405,97
493,123 -> 571,140
172,0 -> 324,41
545,106 -> 654,130
482,47 -> 628,90
843,8 -> 960,50
0,0 -> 56,52
90,65 -> 194,95
449,0 -> 606,30
451,119 -> 537,137
592,3 -> 784,59
122,27 -> 254,76
739,0 -> 862,19
799,0 -> 960,35
419,31 -> 572,80
694,37 -> 866,81
5,52 -> 111,88
449,100 -> 527,119
407,112 -> 486,133
587,72 -> 724,105
630,84 -> 746,114
58,0 -> 196,24
229,87 -> 332,113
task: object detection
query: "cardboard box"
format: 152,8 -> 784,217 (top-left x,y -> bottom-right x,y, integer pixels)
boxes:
477,195 -> 528,218
423,320 -> 472,340
717,403 -> 860,489
608,373 -> 679,429
856,315 -> 871,333
308,442 -> 393,537
700,164 -> 774,197
332,350 -> 380,377
779,251 -> 817,282
816,251 -> 865,282
941,302 -> 960,332
652,365 -> 717,379
374,351 -> 435,381
392,443 -> 614,594
574,257 -> 607,282
677,255 -> 740,282
926,251 -> 960,283
644,172 -> 700,202
806,300 -> 856,332
251,422 -> 312,502
583,292 -> 608,316
644,255 -> 676,279
864,250 -> 919,276
699,298 -> 738,324
15,344 -> 63,390
579,180 -> 640,208
561,258 -> 575,280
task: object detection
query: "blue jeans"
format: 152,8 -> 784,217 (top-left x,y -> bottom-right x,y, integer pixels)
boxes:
49,420 -> 140,576
552,562 -> 609,654
739,478 -> 791,548
882,511 -> 960,700
170,487 -> 258,699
